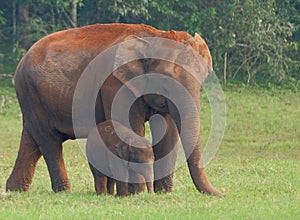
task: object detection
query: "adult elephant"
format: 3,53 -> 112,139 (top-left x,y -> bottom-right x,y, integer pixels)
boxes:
6,23 -> 221,196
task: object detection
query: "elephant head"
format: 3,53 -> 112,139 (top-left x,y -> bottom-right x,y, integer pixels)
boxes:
112,31 -> 222,196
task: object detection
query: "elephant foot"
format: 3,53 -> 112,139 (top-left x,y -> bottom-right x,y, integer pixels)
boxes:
128,172 -> 146,194
95,184 -> 108,196
128,183 -> 146,194
6,129 -> 42,192
6,178 -> 30,192
52,180 -> 71,193
154,177 -> 174,193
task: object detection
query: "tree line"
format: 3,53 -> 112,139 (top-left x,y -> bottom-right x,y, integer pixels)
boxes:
0,0 -> 299,87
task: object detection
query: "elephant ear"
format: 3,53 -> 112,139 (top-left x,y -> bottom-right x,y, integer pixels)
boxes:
113,35 -> 150,97
194,33 -> 213,74
115,139 -> 131,162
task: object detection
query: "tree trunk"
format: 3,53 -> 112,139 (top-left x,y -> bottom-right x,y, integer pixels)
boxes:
17,3 -> 30,49
113,0 -> 120,23
12,0 -> 17,42
96,1 -> 101,23
70,0 -> 78,27
18,3 -> 29,23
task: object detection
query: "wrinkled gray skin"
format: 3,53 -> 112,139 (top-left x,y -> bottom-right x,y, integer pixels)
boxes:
6,24 -> 221,196
86,120 -> 154,196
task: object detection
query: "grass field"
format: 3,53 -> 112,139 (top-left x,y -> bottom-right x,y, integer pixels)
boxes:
0,79 -> 299,219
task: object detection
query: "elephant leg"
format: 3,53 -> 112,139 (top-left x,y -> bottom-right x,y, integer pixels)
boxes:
38,133 -> 70,192
94,176 -> 107,195
116,180 -> 129,197
125,98 -> 150,194
150,114 -> 179,193
128,171 -> 146,194
88,163 -> 107,195
6,129 -> 42,191
107,177 -> 115,195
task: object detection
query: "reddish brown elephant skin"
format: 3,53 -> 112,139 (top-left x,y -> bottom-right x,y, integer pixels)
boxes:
6,23 -> 221,196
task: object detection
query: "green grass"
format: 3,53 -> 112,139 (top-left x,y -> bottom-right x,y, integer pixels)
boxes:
0,80 -> 299,219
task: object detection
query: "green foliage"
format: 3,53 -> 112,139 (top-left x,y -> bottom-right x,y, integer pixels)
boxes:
0,9 -> 6,71
11,43 -> 27,62
0,9 -> 6,25
147,0 -> 198,31
181,0 -> 300,86
0,0 -> 299,87
0,54 -> 4,74
111,0 -> 150,22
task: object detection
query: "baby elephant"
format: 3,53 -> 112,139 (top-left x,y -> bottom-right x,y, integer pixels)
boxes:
86,120 -> 154,196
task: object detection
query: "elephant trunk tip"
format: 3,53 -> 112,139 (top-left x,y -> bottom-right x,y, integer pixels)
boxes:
197,182 -> 223,197
205,188 -> 223,197
188,165 -> 223,197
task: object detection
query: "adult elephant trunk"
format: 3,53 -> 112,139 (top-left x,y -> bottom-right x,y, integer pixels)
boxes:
167,95 -> 222,196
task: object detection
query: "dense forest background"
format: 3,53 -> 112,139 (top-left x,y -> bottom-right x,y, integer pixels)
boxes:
0,0 -> 299,88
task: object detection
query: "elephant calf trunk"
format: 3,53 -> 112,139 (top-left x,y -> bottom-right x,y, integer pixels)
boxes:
146,181 -> 154,193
